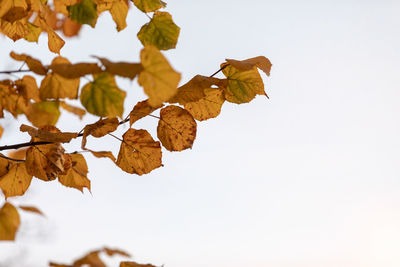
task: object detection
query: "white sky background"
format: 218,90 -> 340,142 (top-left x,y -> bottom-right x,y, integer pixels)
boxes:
1,0 -> 400,266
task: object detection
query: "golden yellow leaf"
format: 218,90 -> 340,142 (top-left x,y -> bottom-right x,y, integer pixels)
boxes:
226,56 -> 272,76
184,88 -> 225,121
26,101 -> 61,127
0,202 -> 20,241
110,0 -> 128,31
62,17 -> 82,37
1,0 -> 28,23
24,22 -> 42,43
138,46 -> 180,107
60,101 -> 86,119
120,262 -> 156,267
46,24 -> 65,54
26,143 -> 69,181
137,11 -> 180,50
0,162 -> 33,198
95,57 -> 143,79
116,128 -> 162,175
7,148 -> 27,160
0,0 -> 13,18
0,17 -> 29,41
40,57 -> 80,100
81,117 -> 119,149
169,75 -> 227,105
73,251 -> 105,267
129,99 -> 161,126
157,105 -> 197,151
0,125 -> 3,139
222,63 -> 266,104
88,150 -> 116,162
54,0 -> 80,15
10,52 -> 47,75
15,75 -> 40,101
80,72 -> 126,118
18,205 -> 45,216
132,0 -> 165,13
58,153 -> 90,192
49,62 -> 102,79
20,124 -> 77,143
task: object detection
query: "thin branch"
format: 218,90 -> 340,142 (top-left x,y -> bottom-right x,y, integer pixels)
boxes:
0,69 -> 32,74
209,64 -> 228,77
0,154 -> 25,162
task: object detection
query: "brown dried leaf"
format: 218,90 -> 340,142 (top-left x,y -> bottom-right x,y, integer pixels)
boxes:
58,154 -> 90,192
81,117 -> 119,149
120,262 -> 156,267
157,105 -> 197,151
49,63 -> 102,79
116,128 -> 162,175
10,51 -> 47,75
15,75 -> 40,102
20,124 -> 77,143
88,150 -> 116,162
129,100 -> 161,126
18,205 -> 45,216
95,57 -> 143,79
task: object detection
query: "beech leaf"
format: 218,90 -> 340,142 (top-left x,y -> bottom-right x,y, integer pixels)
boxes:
157,105 -> 197,151
184,88 -> 225,121
132,0 -> 166,13
80,72 -> 126,118
58,154 -> 90,192
10,52 -> 47,75
0,161 -> 33,198
110,0 -> 128,31
138,46 -> 181,107
81,117 -> 119,149
67,0 -> 98,27
0,202 -> 20,241
221,63 -> 266,104
137,11 -> 180,50
129,100 -> 161,126
26,101 -> 61,128
40,57 -> 80,100
116,128 -> 162,175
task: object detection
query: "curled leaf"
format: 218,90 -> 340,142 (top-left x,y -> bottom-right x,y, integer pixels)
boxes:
129,100 -> 161,126
60,101 -> 86,119
9,52 -> 47,75
58,154 -> 90,192
95,57 -> 143,80
226,56 -> 272,76
157,105 -> 197,151
20,124 -> 77,143
81,117 -> 119,149
18,205 -> 45,216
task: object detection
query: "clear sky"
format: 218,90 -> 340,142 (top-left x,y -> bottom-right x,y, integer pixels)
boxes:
1,1 -> 400,266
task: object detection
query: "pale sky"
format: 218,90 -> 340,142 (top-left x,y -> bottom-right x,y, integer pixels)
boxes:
1,1 -> 400,266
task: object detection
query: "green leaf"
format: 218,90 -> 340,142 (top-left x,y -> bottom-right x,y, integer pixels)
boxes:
222,63 -> 266,104
67,0 -> 98,28
132,0 -> 166,13
80,72 -> 126,118
137,11 -> 180,50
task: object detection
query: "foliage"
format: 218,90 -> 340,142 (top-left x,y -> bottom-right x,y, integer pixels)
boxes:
0,0 -> 271,265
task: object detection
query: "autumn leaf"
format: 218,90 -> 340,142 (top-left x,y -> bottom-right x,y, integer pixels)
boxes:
1,0 -> 28,23
26,101 -> 61,127
40,57 -> 80,100
20,124 -> 77,143
60,101 -> 86,119
10,52 -> 47,75
38,18 -> 65,54
226,56 -> 272,76
72,251 -> 105,267
7,148 -> 27,160
116,128 -> 162,175
88,150 -> 116,162
15,75 -> 40,102
169,75 -> 227,105
221,63 -> 266,104
129,99 -> 161,126
95,57 -> 143,79
138,46 -> 181,107
67,0 -> 98,27
0,160 -> 33,198
25,143 -> 70,181
137,11 -> 180,50
132,0 -> 166,13
157,105 -> 197,151
0,17 -> 29,41
80,72 -> 126,118
58,153 -> 90,192
0,125 -> 3,139
24,22 -> 42,42
18,205 -> 45,216
0,202 -> 20,241
120,262 -> 156,267
49,62 -> 102,79
110,0 -> 128,31
62,17 -> 82,37
81,117 -> 119,149
103,247 -> 131,257
184,88 -> 225,121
